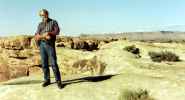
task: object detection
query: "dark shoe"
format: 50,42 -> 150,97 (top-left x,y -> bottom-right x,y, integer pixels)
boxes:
57,81 -> 64,89
42,80 -> 51,87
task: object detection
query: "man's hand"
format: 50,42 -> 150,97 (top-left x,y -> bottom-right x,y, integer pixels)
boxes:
35,32 -> 51,41
35,34 -> 42,41
42,32 -> 51,40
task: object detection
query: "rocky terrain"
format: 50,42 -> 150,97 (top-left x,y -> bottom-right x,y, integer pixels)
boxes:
0,35 -> 185,100
0,35 -> 119,82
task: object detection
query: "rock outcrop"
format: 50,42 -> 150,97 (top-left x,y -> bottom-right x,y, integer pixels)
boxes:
0,35 -> 119,82
0,35 -> 33,50
56,36 -> 118,51
0,59 -> 29,82
71,56 -> 106,75
0,61 -> 10,82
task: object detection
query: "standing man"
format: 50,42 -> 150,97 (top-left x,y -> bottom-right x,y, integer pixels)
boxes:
35,9 -> 63,89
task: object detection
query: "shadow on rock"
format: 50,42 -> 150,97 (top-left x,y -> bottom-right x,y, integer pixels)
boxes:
62,74 -> 118,86
2,74 -> 118,86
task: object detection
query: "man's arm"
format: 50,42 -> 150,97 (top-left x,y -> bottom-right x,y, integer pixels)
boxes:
35,23 -> 41,35
48,20 -> 60,36
34,23 -> 43,44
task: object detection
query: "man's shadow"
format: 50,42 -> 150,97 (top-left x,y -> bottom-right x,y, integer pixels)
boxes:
2,74 -> 118,86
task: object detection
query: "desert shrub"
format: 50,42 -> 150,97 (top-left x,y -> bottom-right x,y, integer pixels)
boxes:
124,45 -> 141,58
119,89 -> 155,100
148,51 -> 180,62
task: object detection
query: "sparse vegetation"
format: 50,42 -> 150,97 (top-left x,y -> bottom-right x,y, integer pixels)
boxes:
148,51 -> 180,62
124,45 -> 141,58
119,89 -> 155,100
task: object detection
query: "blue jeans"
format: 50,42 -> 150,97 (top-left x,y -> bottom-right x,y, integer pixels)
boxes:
39,41 -> 61,82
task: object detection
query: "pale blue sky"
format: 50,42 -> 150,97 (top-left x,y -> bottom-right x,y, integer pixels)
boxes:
0,0 -> 185,36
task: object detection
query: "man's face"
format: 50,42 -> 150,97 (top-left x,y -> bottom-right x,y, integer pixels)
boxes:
39,11 -> 48,22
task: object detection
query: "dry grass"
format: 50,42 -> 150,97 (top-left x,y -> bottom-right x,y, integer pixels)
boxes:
124,45 -> 141,58
119,89 -> 155,100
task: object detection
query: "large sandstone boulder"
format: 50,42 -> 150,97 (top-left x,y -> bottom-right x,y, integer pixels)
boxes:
71,38 -> 99,51
85,40 -> 99,51
9,66 -> 29,79
0,58 -> 29,82
0,45 -> 41,82
0,62 -> 10,82
72,39 -> 88,50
